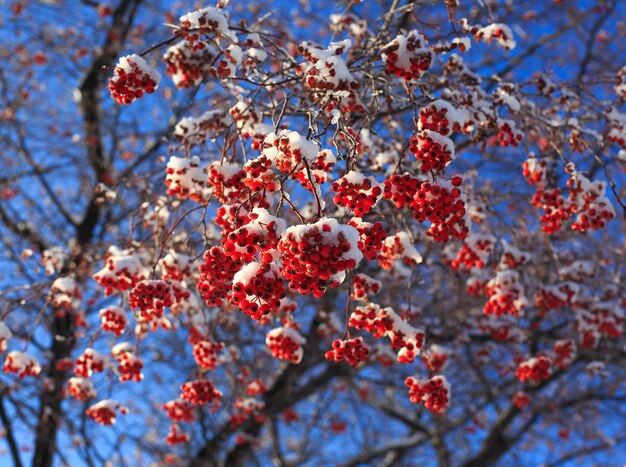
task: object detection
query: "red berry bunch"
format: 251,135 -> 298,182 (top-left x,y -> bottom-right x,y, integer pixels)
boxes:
3,351 -> 41,378
331,171 -> 383,216
245,379 -> 268,396
159,252 -> 193,282
99,306 -> 127,336
411,177 -> 469,242
405,375 -> 451,415
325,337 -> 370,366
49,277 -> 82,311
409,130 -> 455,173
497,120 -> 523,147
450,233 -> 496,271
277,218 -> 363,297
417,100 -> 467,136
466,275 -> 487,296
129,280 -> 174,324
295,149 -> 336,191
381,30 -> 433,81
231,262 -> 286,320
298,40 -> 359,93
163,41 -> 214,89
86,400 -> 127,426
162,398 -> 197,423
567,173 -> 615,232
174,109 -> 232,148
66,377 -> 97,402
243,154 -> 278,193
348,217 -> 387,261
351,273 -> 382,301
193,339 -> 224,371
216,204 -> 250,238
112,343 -> 144,382
165,425 -> 190,446
484,270 -> 527,317
214,45 -> 243,79
512,391 -> 531,408
107,54 -> 160,105
229,397 -> 266,428
262,130 -> 319,173
222,208 -> 286,262
422,344 -> 450,374
178,6 -> 237,50
208,162 -> 246,204
265,327 -> 306,364
180,379 -> 223,406
552,339 -> 577,369
522,156 -> 549,186
165,156 -> 210,203
378,231 -> 422,270
498,241 -> 529,270
197,246 -> 241,307
383,173 -> 421,209
516,356 -> 552,383
75,348 -> 108,378
93,249 -> 146,295
531,188 -> 572,234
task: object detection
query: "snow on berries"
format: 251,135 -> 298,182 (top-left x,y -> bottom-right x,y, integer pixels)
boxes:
331,171 -> 383,216
222,208 -> 286,262
567,172 -> 615,232
174,109 -> 232,147
66,377 -> 97,402
207,161 -> 246,204
410,130 -> 455,173
178,6 -> 238,47
450,233 -> 496,271
418,100 -> 468,136
99,305 -> 127,336
3,351 -> 41,378
277,218 -> 363,297
75,348 -> 108,378
86,400 -> 128,425
381,30 -> 433,81
163,41 -> 216,89
515,355 -> 552,384
383,173 -> 421,209
261,130 -> 319,173
405,375 -> 451,415
49,277 -> 82,311
108,54 -> 160,105
111,343 -> 143,382
484,270 -> 528,317
165,156 -> 211,203
349,303 -> 425,363
180,379 -> 223,407
229,397 -> 266,427
552,339 -> 577,369
165,425 -> 190,446
0,321 -> 12,353
378,231 -> 422,270
460,19 -> 516,50
93,247 -> 147,295
325,337 -> 370,366
348,217 -> 387,261
231,262 -> 286,320
265,327 -> 306,364
193,339 -> 224,371
422,344 -> 450,375
351,273 -> 381,301
162,398 -> 197,423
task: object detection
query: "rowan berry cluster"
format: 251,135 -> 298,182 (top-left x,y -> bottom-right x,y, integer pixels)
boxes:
93,248 -> 147,295
3,351 -> 41,378
66,377 -> 97,402
348,218 -> 387,261
180,379 -> 223,406
216,204 -> 250,237
405,375 -> 451,415
231,263 -> 286,320
417,100 -> 467,136
295,149 -> 336,191
178,6 -> 237,50
193,339 -> 224,370
497,120 -> 523,147
99,306 -> 127,336
243,155 -> 278,193
422,344 -> 450,374
112,343 -> 143,382
229,397 -> 266,428
49,277 -> 82,311
411,177 -> 469,242
383,173 -> 421,209
197,247 -> 241,307
331,171 -> 383,216
222,208 -> 286,262
165,156 -> 210,203
163,41 -> 215,89
515,356 -> 552,383
552,339 -> 577,369
75,348 -> 108,378
128,280 -> 174,325
162,398 -> 197,423
265,327 -> 306,364
107,54 -> 160,105
410,130 -> 455,173
207,162 -> 246,203
351,273 -> 382,301
484,270 -> 528,317
277,218 -> 362,297
450,233 -> 496,271
262,130 -> 319,173
165,425 -> 190,446
512,391 -> 531,408
325,337 -> 370,366
86,400 -> 127,426
381,30 -> 433,81
378,231 -> 422,269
